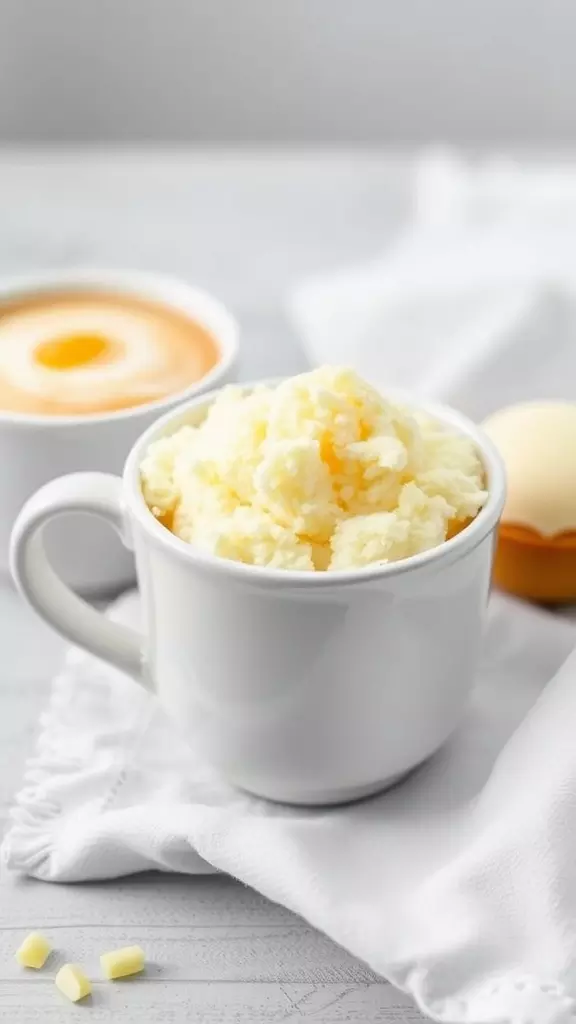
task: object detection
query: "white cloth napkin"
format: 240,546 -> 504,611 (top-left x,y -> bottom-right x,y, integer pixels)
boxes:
290,149 -> 576,420
7,151 -> 576,1024
4,593 -> 576,1024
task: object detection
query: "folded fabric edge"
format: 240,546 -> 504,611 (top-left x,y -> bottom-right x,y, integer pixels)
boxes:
194,814 -> 576,1024
414,147 -> 576,226
413,972 -> 576,1024
0,647 -> 136,880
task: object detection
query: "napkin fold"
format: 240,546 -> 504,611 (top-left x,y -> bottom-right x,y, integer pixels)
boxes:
4,593 -> 576,1024
6,150 -> 576,1024
290,150 -> 576,420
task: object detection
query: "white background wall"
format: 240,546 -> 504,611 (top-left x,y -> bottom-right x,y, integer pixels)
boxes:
1,0 -> 575,144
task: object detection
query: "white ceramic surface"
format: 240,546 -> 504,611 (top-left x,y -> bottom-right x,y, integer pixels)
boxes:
10,384 -> 505,805
0,269 -> 238,593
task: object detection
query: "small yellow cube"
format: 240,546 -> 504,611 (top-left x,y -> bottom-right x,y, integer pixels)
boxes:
15,932 -> 51,969
100,944 -> 145,980
55,964 -> 92,1003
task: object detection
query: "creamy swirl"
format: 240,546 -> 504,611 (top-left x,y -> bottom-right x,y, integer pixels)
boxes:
0,292 -> 219,416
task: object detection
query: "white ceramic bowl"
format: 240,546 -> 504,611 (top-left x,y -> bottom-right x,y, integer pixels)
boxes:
11,382 -> 505,805
0,268 -> 238,593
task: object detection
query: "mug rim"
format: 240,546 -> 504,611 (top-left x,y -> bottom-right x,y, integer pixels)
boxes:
0,267 -> 239,428
124,376 -> 507,587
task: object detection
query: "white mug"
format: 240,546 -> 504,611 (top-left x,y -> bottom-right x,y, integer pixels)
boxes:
0,268 -> 238,593
10,385 -> 505,805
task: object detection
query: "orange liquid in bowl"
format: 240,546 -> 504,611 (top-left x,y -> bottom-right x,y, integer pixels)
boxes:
0,290 -> 220,416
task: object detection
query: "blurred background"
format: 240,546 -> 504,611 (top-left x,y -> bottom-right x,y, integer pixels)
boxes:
1,0 -> 576,387
1,0 -> 575,146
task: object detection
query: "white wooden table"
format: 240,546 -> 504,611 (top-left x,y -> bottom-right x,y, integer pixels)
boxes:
0,149 -> 427,1021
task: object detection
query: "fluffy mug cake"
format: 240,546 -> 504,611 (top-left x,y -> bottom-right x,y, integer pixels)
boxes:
141,366 -> 488,572
11,362 -> 503,804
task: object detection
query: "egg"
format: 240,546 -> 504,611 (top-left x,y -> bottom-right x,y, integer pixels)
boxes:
483,401 -> 576,603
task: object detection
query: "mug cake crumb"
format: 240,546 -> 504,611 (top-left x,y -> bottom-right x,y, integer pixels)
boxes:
140,366 -> 487,571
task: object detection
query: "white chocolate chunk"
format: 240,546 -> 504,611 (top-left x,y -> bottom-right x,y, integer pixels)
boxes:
55,964 -> 92,1002
100,944 -> 145,980
15,932 -> 51,969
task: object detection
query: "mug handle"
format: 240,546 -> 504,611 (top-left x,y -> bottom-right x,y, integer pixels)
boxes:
10,472 -> 144,683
